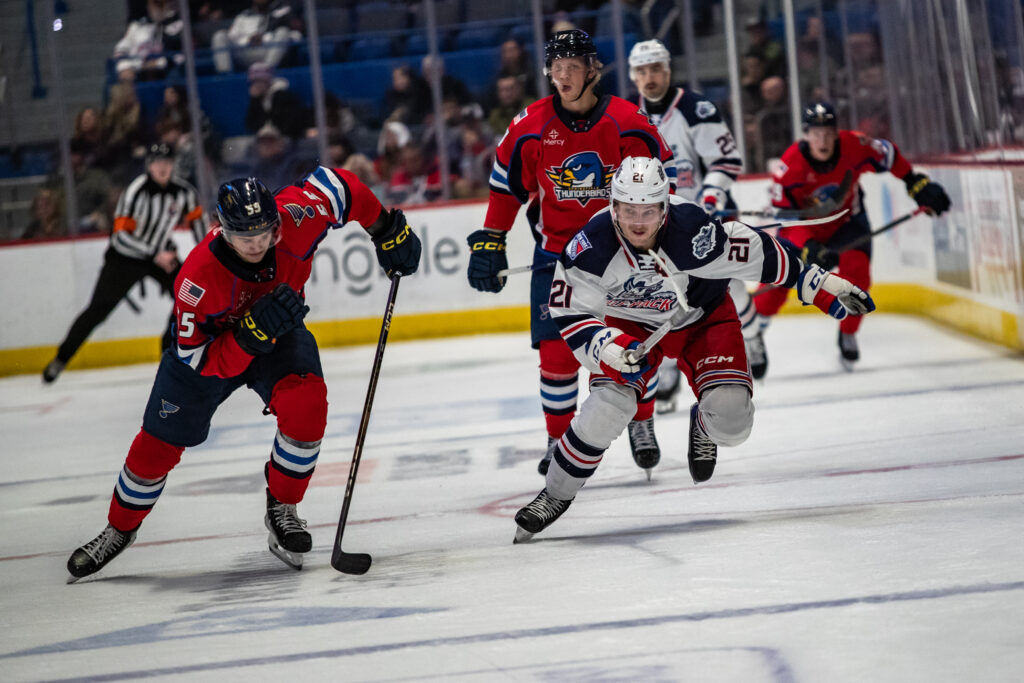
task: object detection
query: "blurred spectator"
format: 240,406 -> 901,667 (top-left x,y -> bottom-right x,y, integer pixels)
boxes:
796,37 -> 837,105
851,64 -> 890,139
739,54 -> 768,117
47,142 -> 117,234
155,84 -> 223,163
211,0 -> 303,73
23,188 -> 67,240
384,65 -> 431,125
743,17 -> 784,79
307,92 -> 360,140
424,97 -> 492,197
104,82 -> 147,179
747,75 -> 791,170
250,123 -> 306,190
71,106 -> 111,169
245,62 -> 310,140
191,0 -> 250,22
421,54 -> 472,110
385,142 -> 443,205
488,73 -> 532,138
113,0 -> 185,82
327,135 -> 379,188
375,121 -> 411,185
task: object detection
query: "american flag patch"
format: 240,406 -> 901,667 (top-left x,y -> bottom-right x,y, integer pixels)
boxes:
178,279 -> 205,306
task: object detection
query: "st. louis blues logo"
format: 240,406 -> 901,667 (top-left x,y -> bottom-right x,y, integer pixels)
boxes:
545,152 -> 615,205
159,399 -> 180,419
283,203 -> 316,226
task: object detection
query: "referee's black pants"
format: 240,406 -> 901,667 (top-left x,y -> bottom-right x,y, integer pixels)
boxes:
56,246 -> 180,364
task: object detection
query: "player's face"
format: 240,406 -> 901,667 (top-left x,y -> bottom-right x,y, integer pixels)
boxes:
631,62 -> 671,101
614,201 -> 665,251
224,229 -> 275,263
549,57 -> 592,100
805,126 -> 838,161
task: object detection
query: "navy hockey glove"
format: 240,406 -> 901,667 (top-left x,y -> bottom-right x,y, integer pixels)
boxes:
466,229 -> 508,293
904,172 -> 951,216
372,208 -> 422,277
800,239 -> 838,271
796,264 -> 875,320
234,284 -> 309,355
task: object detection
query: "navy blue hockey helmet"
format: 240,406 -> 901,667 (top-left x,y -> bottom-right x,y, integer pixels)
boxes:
216,177 -> 280,237
802,101 -> 837,130
544,29 -> 598,68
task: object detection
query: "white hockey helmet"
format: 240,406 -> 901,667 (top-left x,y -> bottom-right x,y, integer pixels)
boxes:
628,39 -> 671,72
611,156 -> 671,209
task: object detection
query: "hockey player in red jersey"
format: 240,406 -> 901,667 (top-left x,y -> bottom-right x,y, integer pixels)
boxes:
466,29 -> 675,476
66,168 -> 421,581
749,101 -> 950,373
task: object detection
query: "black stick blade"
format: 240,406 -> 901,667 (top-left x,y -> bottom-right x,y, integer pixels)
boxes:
331,549 -> 372,575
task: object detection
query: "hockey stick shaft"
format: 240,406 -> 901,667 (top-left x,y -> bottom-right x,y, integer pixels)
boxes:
496,262 -> 556,277
331,275 -> 401,574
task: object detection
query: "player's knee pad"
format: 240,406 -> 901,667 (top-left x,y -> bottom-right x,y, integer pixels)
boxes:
698,384 -> 754,447
538,338 -> 580,378
575,382 -> 638,449
269,373 -> 328,443
124,429 -> 185,480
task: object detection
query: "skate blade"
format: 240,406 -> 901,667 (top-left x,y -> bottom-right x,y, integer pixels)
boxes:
644,468 -> 654,482
513,526 -> 535,544
268,534 -> 304,570
655,399 -> 677,415
840,357 -> 856,372
66,574 -> 83,585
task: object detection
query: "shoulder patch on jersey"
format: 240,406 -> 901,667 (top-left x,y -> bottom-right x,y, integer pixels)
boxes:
178,278 -> 205,306
695,101 -> 716,119
283,203 -> 316,225
566,232 -> 593,260
692,223 -> 716,259
773,161 -> 788,179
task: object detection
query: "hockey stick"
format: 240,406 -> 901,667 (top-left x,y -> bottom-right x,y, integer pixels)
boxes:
625,250 -> 691,362
751,207 -> 926,298
331,275 -> 401,575
718,170 -> 854,221
496,262 -> 556,278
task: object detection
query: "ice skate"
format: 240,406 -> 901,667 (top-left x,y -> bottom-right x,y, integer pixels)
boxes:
687,403 -> 718,483
42,358 -> 66,384
627,418 -> 660,480
67,524 -> 138,583
537,436 -> 556,475
839,331 -> 859,372
745,330 -> 768,380
513,488 -> 573,543
265,488 -> 311,570
654,363 -> 681,414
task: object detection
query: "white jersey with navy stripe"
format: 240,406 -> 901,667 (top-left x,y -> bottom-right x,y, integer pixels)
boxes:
549,196 -> 802,373
110,173 -> 207,259
640,88 -> 744,202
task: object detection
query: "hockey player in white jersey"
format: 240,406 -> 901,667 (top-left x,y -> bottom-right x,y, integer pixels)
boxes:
627,39 -> 765,410
513,157 -> 875,541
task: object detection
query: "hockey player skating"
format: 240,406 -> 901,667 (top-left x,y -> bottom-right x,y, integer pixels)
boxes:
514,157 -> 875,541
626,39 -> 764,403
43,144 -> 209,383
467,29 -> 676,477
750,101 -> 950,374
66,169 -> 421,581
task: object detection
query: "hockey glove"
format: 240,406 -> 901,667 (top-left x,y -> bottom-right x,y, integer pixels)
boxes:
904,172 -> 951,216
796,264 -> 875,320
596,331 -> 651,384
800,239 -> 839,271
466,229 -> 508,293
372,208 -> 422,277
697,185 -> 728,216
234,284 -> 310,355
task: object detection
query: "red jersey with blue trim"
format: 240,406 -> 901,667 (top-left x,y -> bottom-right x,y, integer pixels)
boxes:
486,92 -> 675,254
172,166 -> 383,378
771,129 -> 913,218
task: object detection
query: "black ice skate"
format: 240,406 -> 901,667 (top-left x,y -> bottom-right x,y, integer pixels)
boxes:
687,403 -> 718,484
537,436 -> 556,475
42,358 -> 66,384
655,363 -> 681,414
838,331 -> 859,372
265,488 -> 312,570
627,418 -> 660,480
745,330 -> 768,380
514,488 -> 573,543
67,524 -> 138,583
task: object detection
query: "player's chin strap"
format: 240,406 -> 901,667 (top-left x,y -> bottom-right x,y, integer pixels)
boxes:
625,249 -> 690,363
569,62 -> 598,103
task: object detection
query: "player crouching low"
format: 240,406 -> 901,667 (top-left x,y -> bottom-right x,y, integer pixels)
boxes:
514,157 -> 874,542
67,170 -> 421,581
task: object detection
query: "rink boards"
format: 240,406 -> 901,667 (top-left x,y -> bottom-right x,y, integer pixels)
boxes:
1,164 -> 1022,376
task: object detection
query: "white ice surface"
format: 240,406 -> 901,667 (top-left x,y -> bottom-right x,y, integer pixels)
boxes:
1,314 -> 1023,682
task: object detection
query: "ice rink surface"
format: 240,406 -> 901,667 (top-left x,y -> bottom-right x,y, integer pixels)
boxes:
1,313 -> 1023,682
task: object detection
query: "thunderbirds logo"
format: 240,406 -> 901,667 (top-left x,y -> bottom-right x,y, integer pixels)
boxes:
606,275 -> 677,311
545,152 -> 615,205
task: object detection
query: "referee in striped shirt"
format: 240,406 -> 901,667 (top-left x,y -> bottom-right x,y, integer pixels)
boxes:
43,144 -> 209,383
